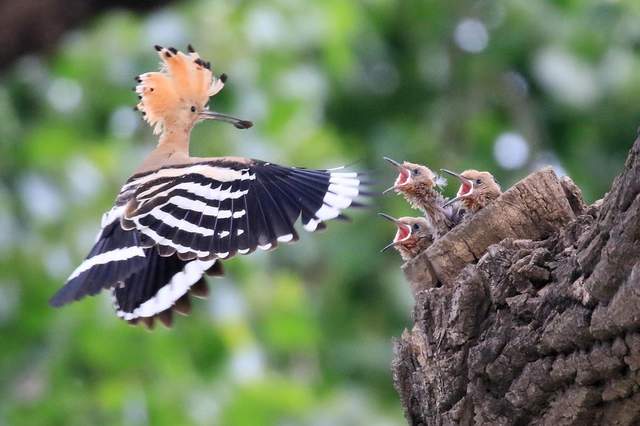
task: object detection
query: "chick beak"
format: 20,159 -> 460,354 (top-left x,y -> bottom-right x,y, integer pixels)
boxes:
382,157 -> 411,194
378,213 -> 412,252
199,110 -> 253,129
441,169 -> 474,207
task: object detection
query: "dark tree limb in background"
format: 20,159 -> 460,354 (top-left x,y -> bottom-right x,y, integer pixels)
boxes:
0,0 -> 175,72
392,136 -> 640,425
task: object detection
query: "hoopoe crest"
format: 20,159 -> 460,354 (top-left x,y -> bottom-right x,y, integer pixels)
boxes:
135,45 -> 251,135
51,45 -> 366,329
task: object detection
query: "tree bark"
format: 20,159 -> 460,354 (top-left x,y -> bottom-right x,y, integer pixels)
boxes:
392,136 -> 640,425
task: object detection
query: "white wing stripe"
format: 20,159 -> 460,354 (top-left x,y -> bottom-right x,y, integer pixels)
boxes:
314,204 -> 341,221
329,172 -> 358,178
148,210 -> 215,236
117,259 -> 215,319
328,183 -> 359,198
154,195 -> 247,219
123,165 -> 254,190
303,219 -> 320,232
135,226 -> 211,257
68,247 -> 145,281
139,182 -> 249,204
323,191 -> 353,209
329,176 -> 360,186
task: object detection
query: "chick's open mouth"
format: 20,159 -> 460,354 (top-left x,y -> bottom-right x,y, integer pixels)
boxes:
458,181 -> 473,197
393,223 -> 412,243
394,168 -> 411,187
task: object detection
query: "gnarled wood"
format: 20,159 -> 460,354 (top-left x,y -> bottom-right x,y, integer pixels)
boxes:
393,137 -> 640,426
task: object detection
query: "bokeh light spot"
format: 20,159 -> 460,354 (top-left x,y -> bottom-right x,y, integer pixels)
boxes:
454,19 -> 489,53
494,132 -> 529,170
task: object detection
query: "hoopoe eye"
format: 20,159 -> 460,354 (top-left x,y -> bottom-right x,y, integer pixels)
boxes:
190,106 -> 197,113
475,178 -> 482,184
413,223 -> 420,230
412,169 -> 420,176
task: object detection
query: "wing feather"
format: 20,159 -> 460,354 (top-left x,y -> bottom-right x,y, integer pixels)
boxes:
123,159 -> 363,260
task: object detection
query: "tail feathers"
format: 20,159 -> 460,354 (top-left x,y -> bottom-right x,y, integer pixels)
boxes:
50,222 -> 146,307
112,248 -> 216,326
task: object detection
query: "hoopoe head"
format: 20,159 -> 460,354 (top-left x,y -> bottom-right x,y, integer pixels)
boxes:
134,45 -> 252,135
383,157 -> 446,196
441,169 -> 501,212
379,213 -> 435,260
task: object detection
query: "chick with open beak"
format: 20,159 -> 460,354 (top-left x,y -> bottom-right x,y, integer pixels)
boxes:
379,213 -> 435,261
441,169 -> 502,214
383,157 -> 452,238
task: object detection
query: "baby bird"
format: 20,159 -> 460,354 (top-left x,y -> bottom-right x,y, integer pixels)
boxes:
441,169 -> 501,214
50,45 -> 365,328
383,157 -> 452,238
379,213 -> 435,261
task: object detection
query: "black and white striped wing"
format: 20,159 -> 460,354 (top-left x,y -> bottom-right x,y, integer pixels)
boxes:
50,200 -> 225,327
122,159 -> 364,260
49,205 -> 147,306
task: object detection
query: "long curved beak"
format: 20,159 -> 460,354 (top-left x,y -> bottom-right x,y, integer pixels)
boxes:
383,157 -> 409,195
199,111 -> 253,129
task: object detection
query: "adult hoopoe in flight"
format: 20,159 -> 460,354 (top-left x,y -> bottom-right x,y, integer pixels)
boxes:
50,45 -> 365,328
441,169 -> 501,214
382,157 -> 454,238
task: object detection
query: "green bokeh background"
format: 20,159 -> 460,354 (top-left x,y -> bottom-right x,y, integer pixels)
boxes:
1,1 -> 639,425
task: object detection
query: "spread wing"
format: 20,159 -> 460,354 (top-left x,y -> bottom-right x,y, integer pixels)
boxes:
121,159 -> 364,261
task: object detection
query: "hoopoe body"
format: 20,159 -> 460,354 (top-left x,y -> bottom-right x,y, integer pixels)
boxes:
442,169 -> 501,215
383,157 -> 454,238
379,213 -> 435,261
51,46 -> 365,328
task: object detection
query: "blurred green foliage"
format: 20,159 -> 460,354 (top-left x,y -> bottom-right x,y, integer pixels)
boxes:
1,0 -> 640,425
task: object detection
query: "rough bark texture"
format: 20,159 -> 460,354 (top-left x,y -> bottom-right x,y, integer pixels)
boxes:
392,137 -> 640,425
0,0 -> 175,71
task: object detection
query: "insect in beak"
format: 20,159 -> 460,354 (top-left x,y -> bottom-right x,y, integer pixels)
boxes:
199,110 -> 253,129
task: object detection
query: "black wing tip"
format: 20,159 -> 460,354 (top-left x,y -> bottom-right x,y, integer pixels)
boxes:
49,293 -> 67,307
235,120 -> 253,129
49,284 -> 82,307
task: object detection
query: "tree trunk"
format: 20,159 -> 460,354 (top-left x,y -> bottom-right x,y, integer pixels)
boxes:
392,136 -> 640,425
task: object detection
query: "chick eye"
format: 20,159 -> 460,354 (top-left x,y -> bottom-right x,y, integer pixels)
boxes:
413,223 -> 420,230
413,169 -> 420,176
475,178 -> 482,184
190,106 -> 197,113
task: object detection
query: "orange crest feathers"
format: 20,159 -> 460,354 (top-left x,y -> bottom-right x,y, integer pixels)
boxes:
134,45 -> 227,134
